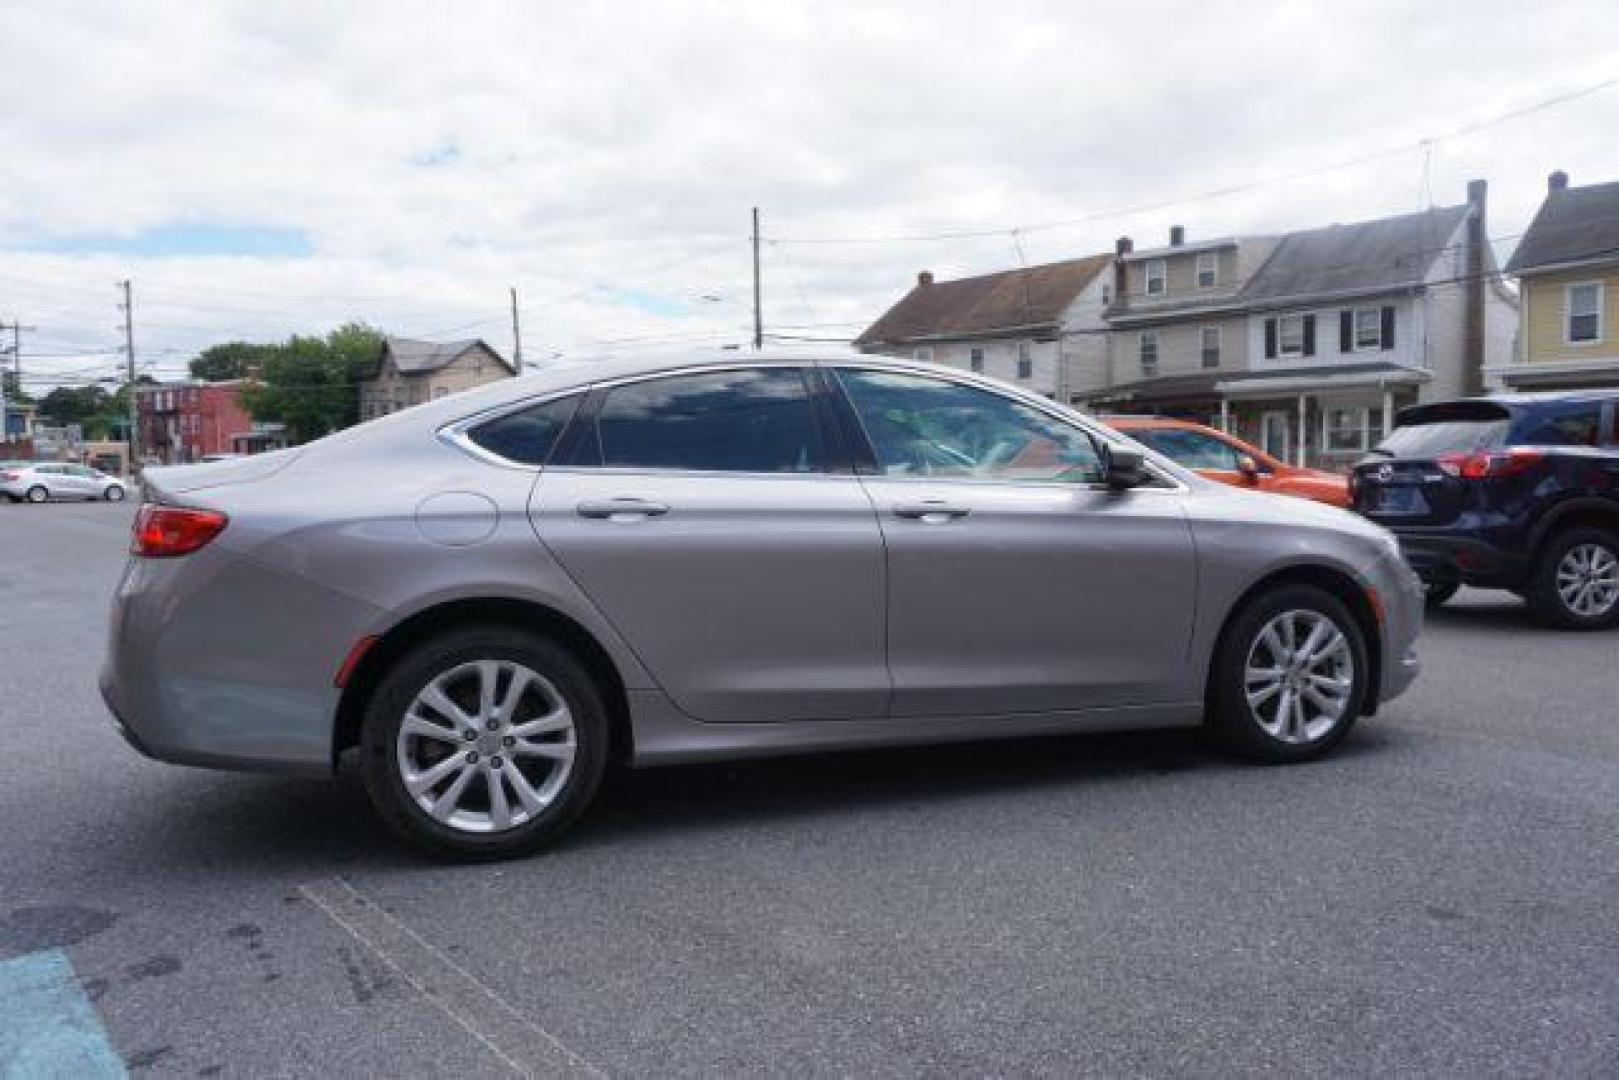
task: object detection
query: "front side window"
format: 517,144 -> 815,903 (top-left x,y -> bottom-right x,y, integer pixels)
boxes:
1196,252 -> 1218,289
1567,283 -> 1603,343
1354,307 -> 1382,349
836,369 -> 1103,484
1140,331 -> 1159,376
1137,428 -> 1241,470
1200,326 -> 1221,368
1145,260 -> 1166,296
590,368 -> 824,473
1278,315 -> 1305,357
467,394 -> 582,466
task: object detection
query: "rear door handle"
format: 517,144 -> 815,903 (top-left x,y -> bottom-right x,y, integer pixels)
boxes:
892,501 -> 970,521
576,498 -> 670,520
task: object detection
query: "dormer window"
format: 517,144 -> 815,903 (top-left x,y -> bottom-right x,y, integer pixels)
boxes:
1196,252 -> 1218,289
1145,260 -> 1166,296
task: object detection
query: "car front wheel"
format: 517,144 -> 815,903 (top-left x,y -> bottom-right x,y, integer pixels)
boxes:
1208,585 -> 1368,762
359,626 -> 609,859
1528,528 -> 1619,630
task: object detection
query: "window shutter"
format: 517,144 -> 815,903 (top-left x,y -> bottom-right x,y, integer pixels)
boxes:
1302,314 -> 1316,357
1381,306 -> 1395,350
1339,310 -> 1353,352
1264,318 -> 1277,359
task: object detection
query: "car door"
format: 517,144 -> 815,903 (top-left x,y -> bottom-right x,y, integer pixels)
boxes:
529,365 -> 888,723
67,465 -> 99,498
833,367 -> 1198,717
36,465 -> 68,498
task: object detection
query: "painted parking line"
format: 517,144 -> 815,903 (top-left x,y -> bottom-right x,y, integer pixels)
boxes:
0,949 -> 124,1080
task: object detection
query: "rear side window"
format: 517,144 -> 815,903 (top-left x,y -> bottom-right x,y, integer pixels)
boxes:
588,368 -> 824,474
467,394 -> 581,465
1378,402 -> 1511,458
1510,403 -> 1603,447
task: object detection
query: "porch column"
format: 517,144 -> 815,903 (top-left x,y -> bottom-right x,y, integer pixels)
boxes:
1219,397 -> 1230,433
1382,386 -> 1394,438
1296,393 -> 1307,467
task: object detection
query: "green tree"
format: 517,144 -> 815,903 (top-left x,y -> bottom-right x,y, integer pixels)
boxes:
189,342 -> 274,382
38,384 -> 113,428
238,323 -> 385,444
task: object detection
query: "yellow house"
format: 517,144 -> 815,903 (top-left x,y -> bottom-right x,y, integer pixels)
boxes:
1497,171 -> 1619,390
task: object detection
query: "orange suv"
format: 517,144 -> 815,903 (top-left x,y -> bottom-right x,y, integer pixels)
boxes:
1106,416 -> 1349,508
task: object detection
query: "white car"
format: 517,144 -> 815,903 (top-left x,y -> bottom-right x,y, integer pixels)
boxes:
1,463 -> 127,503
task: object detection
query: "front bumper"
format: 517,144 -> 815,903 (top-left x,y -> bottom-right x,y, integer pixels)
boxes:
1366,550 -> 1423,708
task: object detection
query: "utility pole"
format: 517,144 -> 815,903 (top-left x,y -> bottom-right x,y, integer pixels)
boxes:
751,207 -> 763,350
120,280 -> 138,468
509,286 -> 523,375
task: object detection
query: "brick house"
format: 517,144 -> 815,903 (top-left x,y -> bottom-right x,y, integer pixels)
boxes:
360,337 -> 515,420
137,380 -> 275,464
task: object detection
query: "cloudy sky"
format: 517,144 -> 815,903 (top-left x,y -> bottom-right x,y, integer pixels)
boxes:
2,0 -> 1618,388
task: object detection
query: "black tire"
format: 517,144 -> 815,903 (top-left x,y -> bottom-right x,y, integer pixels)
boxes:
103,484 -> 125,502
1526,528 -> 1619,631
359,626 -> 610,859
1207,584 -> 1369,763
1423,577 -> 1460,608
25,485 -> 47,504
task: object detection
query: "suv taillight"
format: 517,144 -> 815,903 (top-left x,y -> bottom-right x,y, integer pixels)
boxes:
131,505 -> 228,558
1436,448 -> 1544,480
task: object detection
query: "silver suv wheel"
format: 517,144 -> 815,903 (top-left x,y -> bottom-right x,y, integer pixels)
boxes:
1555,542 -> 1619,619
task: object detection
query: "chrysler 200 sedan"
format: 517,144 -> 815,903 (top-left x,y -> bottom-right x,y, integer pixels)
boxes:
102,352 -> 1422,858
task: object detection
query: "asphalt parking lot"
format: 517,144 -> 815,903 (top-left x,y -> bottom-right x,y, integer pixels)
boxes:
1,500 -> 1616,1077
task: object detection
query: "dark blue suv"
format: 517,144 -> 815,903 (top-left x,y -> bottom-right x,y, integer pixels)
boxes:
1352,392 -> 1619,629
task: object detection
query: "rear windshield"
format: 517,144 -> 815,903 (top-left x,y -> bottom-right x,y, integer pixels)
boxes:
1374,402 -> 1511,458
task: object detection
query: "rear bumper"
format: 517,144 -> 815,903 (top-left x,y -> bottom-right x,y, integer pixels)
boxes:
1389,528 -> 1529,589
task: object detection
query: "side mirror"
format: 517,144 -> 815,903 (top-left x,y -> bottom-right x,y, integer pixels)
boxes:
1102,444 -> 1147,490
1236,454 -> 1261,482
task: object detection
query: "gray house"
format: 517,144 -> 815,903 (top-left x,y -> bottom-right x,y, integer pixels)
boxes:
360,338 -> 515,420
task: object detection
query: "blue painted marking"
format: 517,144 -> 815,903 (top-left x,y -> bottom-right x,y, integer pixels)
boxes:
0,950 -> 125,1079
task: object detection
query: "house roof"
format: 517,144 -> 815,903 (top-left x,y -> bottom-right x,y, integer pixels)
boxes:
380,337 -> 514,376
1504,179 -> 1619,274
1238,204 -> 1470,305
1088,361 -> 1429,405
854,255 -> 1112,346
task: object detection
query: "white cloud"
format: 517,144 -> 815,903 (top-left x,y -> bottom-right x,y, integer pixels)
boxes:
2,0 -> 1617,385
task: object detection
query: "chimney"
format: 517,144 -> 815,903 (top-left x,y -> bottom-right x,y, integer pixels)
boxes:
1169,225 -> 1185,246
917,270 -> 934,287
1462,179 -> 1488,395
1548,170 -> 1569,193
1113,237 -> 1132,307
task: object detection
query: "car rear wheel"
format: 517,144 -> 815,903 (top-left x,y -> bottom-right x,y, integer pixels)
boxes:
1528,528 -> 1619,630
25,485 -> 47,504
1208,585 -> 1368,762
104,484 -> 125,502
359,626 -> 609,859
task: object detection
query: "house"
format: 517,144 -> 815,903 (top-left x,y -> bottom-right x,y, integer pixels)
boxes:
137,380 -> 273,464
1496,171 -> 1619,391
1093,181 -> 1517,469
360,337 -> 515,419
853,255 -> 1113,400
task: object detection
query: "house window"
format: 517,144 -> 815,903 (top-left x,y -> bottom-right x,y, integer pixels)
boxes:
969,347 -> 984,373
913,347 -> 934,362
1016,342 -> 1032,379
433,386 -> 449,399
1196,252 -> 1218,289
1139,331 -> 1159,376
1145,260 -> 1166,296
1322,405 -> 1386,453
1567,282 -> 1603,344
1200,326 -> 1221,368
1101,283 -> 1112,305
1354,307 -> 1383,349
1278,315 -> 1306,357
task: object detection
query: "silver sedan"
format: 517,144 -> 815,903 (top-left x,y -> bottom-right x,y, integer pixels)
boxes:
102,352 -> 1422,857
2,462 -> 127,503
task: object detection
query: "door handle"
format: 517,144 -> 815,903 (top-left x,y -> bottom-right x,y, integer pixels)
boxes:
892,501 -> 970,521
576,498 -> 670,520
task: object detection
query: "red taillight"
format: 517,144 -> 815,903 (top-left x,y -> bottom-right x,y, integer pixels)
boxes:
131,505 -> 229,558
1435,448 -> 1543,480
0,471 -> 17,481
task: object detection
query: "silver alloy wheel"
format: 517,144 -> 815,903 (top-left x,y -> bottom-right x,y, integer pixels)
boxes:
26,486 -> 47,503
395,659 -> 577,834
105,485 -> 125,502
1555,542 -> 1619,618
1243,608 -> 1355,744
